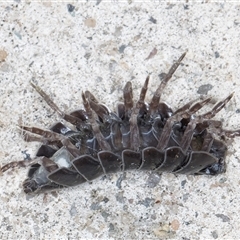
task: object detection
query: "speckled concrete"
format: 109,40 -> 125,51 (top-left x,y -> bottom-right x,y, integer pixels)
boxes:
0,2 -> 240,239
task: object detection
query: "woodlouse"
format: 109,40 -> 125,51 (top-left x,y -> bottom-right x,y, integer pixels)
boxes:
1,52 -> 239,195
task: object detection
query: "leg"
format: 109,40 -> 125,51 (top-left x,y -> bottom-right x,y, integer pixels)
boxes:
1,134 -> 80,173
173,98 -> 199,115
1,158 -> 41,173
157,97 -> 211,150
129,76 -> 149,151
123,81 -> 134,119
30,81 -> 89,131
149,52 -> 187,116
20,126 -> 65,142
19,126 -> 65,152
85,90 -> 111,123
137,75 -> 149,109
117,76 -> 149,121
82,92 -> 112,152
202,93 -> 234,119
180,93 -> 234,153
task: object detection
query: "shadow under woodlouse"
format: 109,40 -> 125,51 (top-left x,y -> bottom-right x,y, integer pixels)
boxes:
1,52 -> 240,195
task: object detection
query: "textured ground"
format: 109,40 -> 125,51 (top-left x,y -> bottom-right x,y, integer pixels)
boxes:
0,2 -> 240,239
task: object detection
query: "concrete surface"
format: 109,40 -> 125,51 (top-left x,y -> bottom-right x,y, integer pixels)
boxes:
0,1 -> 239,239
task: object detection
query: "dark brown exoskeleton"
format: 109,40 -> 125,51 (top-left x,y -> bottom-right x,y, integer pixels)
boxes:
1,52 -> 240,195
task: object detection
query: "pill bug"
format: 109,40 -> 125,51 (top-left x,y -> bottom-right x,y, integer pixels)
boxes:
1,52 -> 239,195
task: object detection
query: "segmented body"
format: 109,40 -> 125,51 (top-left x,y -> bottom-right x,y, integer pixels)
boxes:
2,52 -> 239,195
